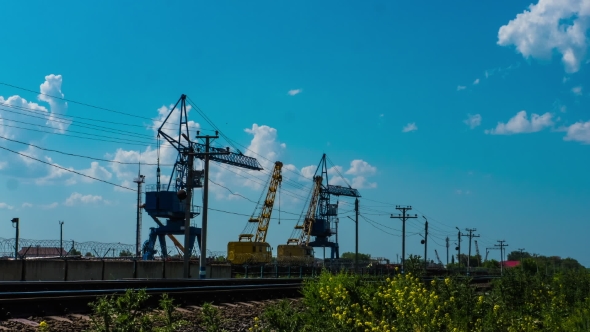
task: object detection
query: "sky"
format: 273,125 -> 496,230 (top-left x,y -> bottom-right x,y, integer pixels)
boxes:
0,0 -> 589,265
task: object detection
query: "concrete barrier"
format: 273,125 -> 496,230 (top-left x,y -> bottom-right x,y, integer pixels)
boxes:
0,260 -> 231,281
103,260 -> 133,280
165,261 -> 184,278
0,260 -> 22,281
25,260 -> 65,281
137,261 -> 163,279
67,260 -> 103,281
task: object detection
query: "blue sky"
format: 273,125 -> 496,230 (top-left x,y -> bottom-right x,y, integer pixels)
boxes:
1,0 -> 589,265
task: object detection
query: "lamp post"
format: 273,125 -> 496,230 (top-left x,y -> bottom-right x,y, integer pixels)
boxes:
59,221 -> 64,257
11,218 -> 19,259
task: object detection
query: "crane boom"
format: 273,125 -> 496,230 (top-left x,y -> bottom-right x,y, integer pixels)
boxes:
434,249 -> 443,265
238,161 -> 283,242
287,176 -> 322,246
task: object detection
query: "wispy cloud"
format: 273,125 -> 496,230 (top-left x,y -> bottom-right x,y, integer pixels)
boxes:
485,111 -> 553,135
572,86 -> 583,96
0,203 -> 14,210
464,114 -> 482,129
473,78 -> 480,85
457,85 -> 466,91
287,89 -> 302,96
402,122 -> 417,133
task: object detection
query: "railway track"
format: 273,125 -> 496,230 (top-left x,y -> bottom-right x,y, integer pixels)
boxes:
0,279 -> 303,319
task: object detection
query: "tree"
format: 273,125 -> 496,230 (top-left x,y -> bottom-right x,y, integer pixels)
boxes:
119,249 -> 133,257
483,259 -> 500,269
70,248 -> 82,256
85,252 -> 94,257
341,252 -> 371,261
507,250 -> 532,261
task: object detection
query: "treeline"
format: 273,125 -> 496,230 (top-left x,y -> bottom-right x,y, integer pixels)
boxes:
446,250 -> 584,272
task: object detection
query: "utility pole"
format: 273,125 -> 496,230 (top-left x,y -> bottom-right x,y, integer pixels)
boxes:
11,218 -> 19,259
495,240 -> 508,275
462,228 -> 480,275
182,148 -> 195,278
133,171 -> 145,258
355,198 -> 359,273
59,221 -> 64,257
445,236 -> 449,266
422,216 -> 428,268
194,131 -> 229,279
391,206 -> 417,273
455,227 -> 462,269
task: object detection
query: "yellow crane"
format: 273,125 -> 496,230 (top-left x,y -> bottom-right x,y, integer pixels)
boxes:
227,161 -> 283,264
277,175 -> 323,264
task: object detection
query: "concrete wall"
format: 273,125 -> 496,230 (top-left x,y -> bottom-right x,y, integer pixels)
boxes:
25,260 -> 65,281
0,260 -> 22,281
137,261 -> 164,279
103,260 -> 134,280
0,260 -> 232,281
67,260 -> 103,281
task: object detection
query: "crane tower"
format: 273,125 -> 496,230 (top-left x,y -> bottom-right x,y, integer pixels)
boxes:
227,161 -> 283,264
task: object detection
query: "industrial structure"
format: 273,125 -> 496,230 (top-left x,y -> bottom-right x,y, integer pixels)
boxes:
277,154 -> 360,263
227,161 -> 283,264
141,94 -> 261,260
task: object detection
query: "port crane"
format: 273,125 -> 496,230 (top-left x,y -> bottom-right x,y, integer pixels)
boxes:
142,94 -> 262,260
309,154 -> 360,259
434,249 -> 443,266
227,161 -> 283,264
277,175 -> 323,264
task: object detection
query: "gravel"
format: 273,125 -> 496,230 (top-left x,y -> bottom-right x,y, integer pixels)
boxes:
0,299 -> 302,331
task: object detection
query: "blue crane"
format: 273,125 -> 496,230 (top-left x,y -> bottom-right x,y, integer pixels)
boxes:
308,154 -> 360,260
142,94 -> 262,260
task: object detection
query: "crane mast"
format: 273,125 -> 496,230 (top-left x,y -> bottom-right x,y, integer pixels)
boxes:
434,249 -> 443,266
238,161 -> 283,243
287,175 -> 323,246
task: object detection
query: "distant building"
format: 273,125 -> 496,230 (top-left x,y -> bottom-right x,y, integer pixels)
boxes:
502,260 -> 520,268
18,247 -> 68,258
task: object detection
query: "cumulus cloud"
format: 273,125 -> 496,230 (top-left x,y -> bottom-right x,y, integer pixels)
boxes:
64,192 -> 106,206
402,123 -> 417,133
485,111 -> 553,135
21,202 -> 33,208
39,74 -> 71,133
497,0 -> 590,73
0,202 -> 14,210
563,120 -> 590,143
457,85 -> 466,91
287,89 -> 302,96
346,160 -> 377,176
473,78 -> 480,85
464,114 -> 482,129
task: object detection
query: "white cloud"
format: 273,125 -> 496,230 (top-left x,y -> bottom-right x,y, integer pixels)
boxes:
497,0 -> 590,73
457,85 -> 466,91
21,202 -> 33,208
287,89 -> 302,96
484,63 -> 521,79
0,161 -> 7,170
346,160 -> 377,176
473,78 -> 480,85
553,99 -> 567,113
402,123 -> 417,133
0,203 -> 14,210
563,120 -> 590,143
455,189 -> 471,195
39,74 -> 70,133
563,76 -> 571,83
464,114 -> 482,129
379,114 -> 384,118
485,110 -> 553,135
64,192 -> 106,206
572,86 -> 583,95
79,162 -> 112,183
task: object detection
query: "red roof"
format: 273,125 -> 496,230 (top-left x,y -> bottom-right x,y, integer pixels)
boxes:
502,260 -> 520,268
18,247 -> 68,257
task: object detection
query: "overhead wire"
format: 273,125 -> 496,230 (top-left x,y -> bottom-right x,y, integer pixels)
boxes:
0,145 -> 135,191
0,135 -> 174,166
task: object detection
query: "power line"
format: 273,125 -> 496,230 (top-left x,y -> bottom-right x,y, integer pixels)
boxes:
0,145 -> 135,191
0,135 -> 173,166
